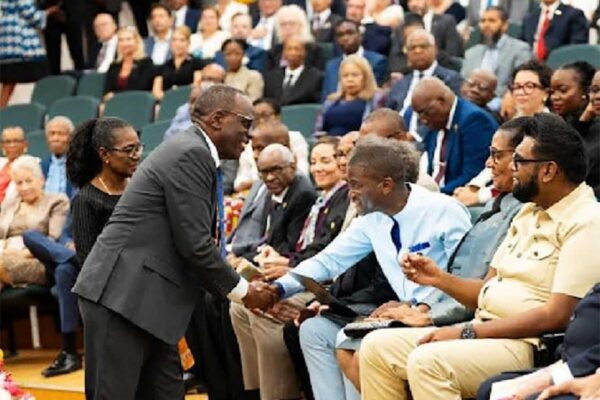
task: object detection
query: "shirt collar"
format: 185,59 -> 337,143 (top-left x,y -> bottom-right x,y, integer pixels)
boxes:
318,8 -> 331,23
445,96 -> 458,131
544,182 -> 594,222
285,64 -> 304,76
541,1 -> 561,16
344,46 -> 364,59
51,154 -> 66,164
153,30 -> 172,42
414,60 -> 437,77
271,187 -> 289,203
489,34 -> 507,49
198,126 -> 220,168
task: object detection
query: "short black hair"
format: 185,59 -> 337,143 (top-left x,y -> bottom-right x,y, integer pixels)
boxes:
558,61 -> 596,94
334,18 -> 361,32
253,97 -> 281,115
150,3 -> 172,17
527,113 -> 588,184
498,116 -> 532,148
191,84 -> 246,120
485,6 -> 509,22
364,108 -> 408,133
512,60 -> 553,89
403,13 -> 425,29
221,38 -> 248,52
349,136 -> 407,185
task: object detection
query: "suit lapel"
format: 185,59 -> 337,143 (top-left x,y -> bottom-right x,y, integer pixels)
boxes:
445,100 -> 462,164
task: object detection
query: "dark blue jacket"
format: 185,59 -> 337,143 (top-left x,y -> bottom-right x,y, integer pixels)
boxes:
184,7 -> 201,33
214,44 -> 268,72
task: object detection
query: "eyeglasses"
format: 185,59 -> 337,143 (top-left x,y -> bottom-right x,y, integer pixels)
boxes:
511,153 -> 554,169
509,82 -> 544,95
489,147 -> 514,164
258,163 -> 291,178
222,110 -> 254,130
464,79 -> 491,92
108,143 -> 144,157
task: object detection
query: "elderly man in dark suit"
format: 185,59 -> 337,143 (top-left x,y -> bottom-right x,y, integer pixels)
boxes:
405,77 -> 498,194
521,0 -> 588,61
73,85 -> 278,399
264,36 -> 323,105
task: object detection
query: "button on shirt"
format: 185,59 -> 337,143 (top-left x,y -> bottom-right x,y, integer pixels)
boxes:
276,184 -> 472,301
45,155 -> 67,194
476,183 -> 600,343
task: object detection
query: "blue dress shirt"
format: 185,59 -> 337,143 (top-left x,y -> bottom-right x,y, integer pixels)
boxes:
276,184 -> 472,302
44,155 -> 67,194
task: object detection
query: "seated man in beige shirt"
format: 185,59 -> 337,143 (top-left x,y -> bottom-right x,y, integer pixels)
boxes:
354,113 -> 600,400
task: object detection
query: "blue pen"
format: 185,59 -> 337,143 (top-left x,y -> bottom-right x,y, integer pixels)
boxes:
408,242 -> 431,254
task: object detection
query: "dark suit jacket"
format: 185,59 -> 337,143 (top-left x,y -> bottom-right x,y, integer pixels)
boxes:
263,66 -> 323,105
72,126 -> 242,345
214,45 -> 268,72
409,97 -> 498,194
386,64 -> 463,111
41,156 -> 76,199
312,12 -> 344,43
362,23 -> 393,57
284,0 -> 346,21
267,42 -> 325,71
184,7 -> 201,33
521,3 -> 588,56
230,182 -> 269,257
322,50 -> 388,99
103,57 -> 157,94
290,184 -> 349,267
143,36 -> 172,64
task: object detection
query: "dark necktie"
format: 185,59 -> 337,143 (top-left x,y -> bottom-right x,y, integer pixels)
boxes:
216,167 -> 226,257
96,43 -> 107,68
390,218 -> 402,253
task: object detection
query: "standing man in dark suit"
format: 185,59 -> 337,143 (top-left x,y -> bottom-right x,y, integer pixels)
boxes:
521,0 -> 588,62
72,85 -> 278,399
264,36 -> 323,105
321,19 -> 388,99
309,0 -> 343,42
42,0 -> 86,74
166,0 -> 201,33
407,77 -> 497,194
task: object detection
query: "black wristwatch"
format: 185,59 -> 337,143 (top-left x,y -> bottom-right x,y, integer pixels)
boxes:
460,322 -> 477,339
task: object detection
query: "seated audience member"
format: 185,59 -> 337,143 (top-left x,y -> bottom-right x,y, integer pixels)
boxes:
429,0 -> 465,23
322,19 -> 388,99
338,118 -> 527,390
270,137 -> 471,400
0,155 -> 69,290
0,127 -> 29,206
267,5 -> 323,71
144,4 -> 174,67
166,0 -> 200,33
465,0 -> 529,27
152,26 -> 203,100
215,0 -> 248,33
214,13 -> 268,72
504,60 -> 552,119
234,98 -> 309,192
164,83 -> 210,141
387,28 -> 462,132
477,281 -> 600,399
42,117 -> 76,198
460,69 -> 502,123
228,121 -> 292,258
249,0 -> 282,52
521,0 -> 588,62
310,0 -> 344,42
92,13 -> 118,73
263,35 -> 323,105
365,0 -> 404,28
358,108 -> 439,192
223,39 -> 265,101
550,62 -> 599,197
190,7 -> 231,60
230,137 -> 347,400
103,27 -> 157,102
462,6 -> 531,103
344,0 -> 393,57
316,55 -> 382,136
586,70 -> 600,199
406,77 -> 498,194
358,113 -> 600,400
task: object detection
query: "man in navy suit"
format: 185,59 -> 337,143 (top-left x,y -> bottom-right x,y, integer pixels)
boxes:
521,0 -> 588,61
143,4 -> 174,66
166,0 -> 201,33
407,77 -> 497,194
321,19 -> 388,99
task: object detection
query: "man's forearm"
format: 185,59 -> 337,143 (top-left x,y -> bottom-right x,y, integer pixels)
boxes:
436,273 -> 485,310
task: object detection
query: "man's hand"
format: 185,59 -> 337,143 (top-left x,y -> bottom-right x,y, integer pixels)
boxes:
250,26 -> 268,40
507,368 -> 553,400
242,281 -> 279,311
369,301 -> 408,318
417,326 -> 461,345
378,305 -> 433,327
262,265 -> 291,281
537,372 -> 600,400
453,186 -> 481,207
253,245 -> 279,265
267,300 -> 302,323
401,254 -> 443,288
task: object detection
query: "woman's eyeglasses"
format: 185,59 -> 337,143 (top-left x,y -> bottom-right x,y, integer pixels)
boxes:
509,82 -> 544,95
108,143 -> 144,157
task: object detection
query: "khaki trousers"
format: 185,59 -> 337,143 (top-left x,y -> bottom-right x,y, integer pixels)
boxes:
229,293 -> 313,400
359,327 -> 534,400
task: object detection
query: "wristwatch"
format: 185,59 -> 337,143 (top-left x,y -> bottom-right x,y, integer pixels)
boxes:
460,322 -> 477,339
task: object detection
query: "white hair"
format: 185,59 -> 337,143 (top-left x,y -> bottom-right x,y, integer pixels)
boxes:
11,155 -> 43,179
260,143 -> 294,164
46,116 -> 75,136
274,5 -> 314,43
406,28 -> 435,46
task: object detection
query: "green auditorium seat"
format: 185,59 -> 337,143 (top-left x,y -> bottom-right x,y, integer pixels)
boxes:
140,120 -> 172,156
76,72 -> 107,100
0,103 -> 46,132
281,103 -> 321,140
316,42 -> 335,65
547,44 -> 600,69
31,75 -> 77,109
157,85 -> 192,121
26,129 -> 50,158
104,91 -> 156,131
48,96 -> 100,127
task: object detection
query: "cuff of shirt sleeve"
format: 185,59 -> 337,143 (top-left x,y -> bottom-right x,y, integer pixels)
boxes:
478,187 -> 493,204
227,277 -> 249,303
551,362 -> 574,386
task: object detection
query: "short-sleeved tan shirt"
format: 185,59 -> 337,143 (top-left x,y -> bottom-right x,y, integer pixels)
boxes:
476,183 -> 600,325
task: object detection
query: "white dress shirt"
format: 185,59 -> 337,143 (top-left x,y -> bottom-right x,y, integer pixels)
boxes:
97,35 -> 118,73
249,16 -> 276,51
174,5 -> 188,28
283,65 -> 304,87
220,1 -> 249,33
190,30 -> 231,59
151,31 -> 172,66
430,96 -> 458,187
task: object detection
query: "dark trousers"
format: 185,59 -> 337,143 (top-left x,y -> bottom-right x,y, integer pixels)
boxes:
283,321 -> 314,400
44,16 -> 85,74
477,371 -> 578,400
127,0 -> 155,37
22,230 -> 79,333
79,298 -> 185,400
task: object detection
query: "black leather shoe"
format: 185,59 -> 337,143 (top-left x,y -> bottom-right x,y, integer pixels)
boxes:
41,351 -> 82,378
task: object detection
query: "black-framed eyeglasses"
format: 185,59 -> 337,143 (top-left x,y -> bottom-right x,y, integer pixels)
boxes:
489,147 -> 514,164
222,110 -> 254,130
509,82 -> 544,95
258,163 -> 291,178
107,143 -> 144,157
511,153 -> 554,169
464,79 -> 491,92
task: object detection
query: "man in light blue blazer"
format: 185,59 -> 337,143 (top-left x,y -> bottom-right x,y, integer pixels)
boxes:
406,77 -> 498,195
462,6 -> 531,99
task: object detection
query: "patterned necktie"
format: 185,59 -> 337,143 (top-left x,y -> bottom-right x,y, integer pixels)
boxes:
536,9 -> 551,60
434,129 -> 449,184
216,167 -> 226,257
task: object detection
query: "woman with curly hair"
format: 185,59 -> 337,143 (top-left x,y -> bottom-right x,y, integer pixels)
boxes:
66,117 -> 142,264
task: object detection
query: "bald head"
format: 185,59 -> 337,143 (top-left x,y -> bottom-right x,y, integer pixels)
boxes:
337,130 -> 360,175
360,108 -> 409,141
201,63 -> 226,84
251,121 -> 290,162
411,77 -> 455,131
461,68 -> 498,107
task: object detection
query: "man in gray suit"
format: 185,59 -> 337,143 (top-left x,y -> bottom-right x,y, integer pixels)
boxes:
461,6 -> 531,100
73,85 -> 278,400
466,0 -> 530,26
